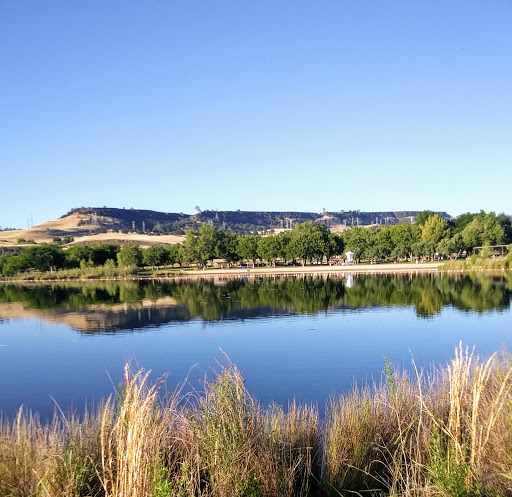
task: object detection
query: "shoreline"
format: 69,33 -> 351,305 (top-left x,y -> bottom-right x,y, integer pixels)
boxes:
176,262 -> 442,277
0,262 -> 443,283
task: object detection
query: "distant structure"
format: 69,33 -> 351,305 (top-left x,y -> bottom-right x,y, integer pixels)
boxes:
345,251 -> 354,265
89,210 -> 99,235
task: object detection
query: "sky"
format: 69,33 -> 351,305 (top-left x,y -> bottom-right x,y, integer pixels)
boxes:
1,1 -> 511,228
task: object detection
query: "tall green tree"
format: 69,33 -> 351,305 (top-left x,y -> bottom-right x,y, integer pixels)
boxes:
278,231 -> 292,263
462,213 -> 505,250
196,224 -> 218,267
117,244 -> 143,267
415,210 -> 436,226
421,214 -> 449,245
237,235 -> 260,267
287,221 -> 329,265
65,245 -> 92,268
375,228 -> 393,261
437,234 -> 464,259
215,231 -> 240,265
181,230 -> 199,265
168,244 -> 183,267
342,227 -> 368,263
89,244 -> 120,266
388,224 -> 420,261
325,233 -> 344,265
257,235 -> 281,267
143,246 -> 168,269
451,212 -> 477,234
16,244 -> 65,272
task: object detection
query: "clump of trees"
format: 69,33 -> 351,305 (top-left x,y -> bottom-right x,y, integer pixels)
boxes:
178,221 -> 344,268
340,210 -> 511,263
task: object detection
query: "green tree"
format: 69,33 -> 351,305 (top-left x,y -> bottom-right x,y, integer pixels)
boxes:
342,227 -> 368,263
196,224 -> 218,267
363,229 -> 379,263
421,214 -> 449,245
388,223 -> 420,261
375,228 -> 393,261
257,235 -> 281,267
287,221 -> 329,265
65,245 -> 93,268
16,244 -> 64,272
412,241 -> 435,260
451,212 -> 477,234
216,231 -> 240,266
181,230 -> 199,265
143,246 -> 168,269
0,255 -> 7,276
89,244 -> 120,266
168,244 -> 183,267
278,231 -> 292,263
496,213 -> 512,244
461,213 -> 505,251
325,233 -> 344,265
1,256 -> 22,276
415,210 -> 436,225
237,235 -> 260,267
117,244 -> 143,267
437,234 -> 465,259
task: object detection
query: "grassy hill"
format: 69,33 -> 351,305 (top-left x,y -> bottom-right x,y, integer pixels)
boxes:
0,207 -> 451,248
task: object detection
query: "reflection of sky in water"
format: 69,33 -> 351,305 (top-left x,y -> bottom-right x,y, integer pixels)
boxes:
1,304 -> 511,420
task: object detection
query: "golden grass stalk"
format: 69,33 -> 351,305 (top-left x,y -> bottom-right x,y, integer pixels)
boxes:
98,364 -> 165,497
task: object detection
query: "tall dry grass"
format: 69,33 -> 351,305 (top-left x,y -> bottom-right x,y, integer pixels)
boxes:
3,345 -> 512,497
98,365 -> 167,497
189,362 -> 320,497
0,407 -> 104,497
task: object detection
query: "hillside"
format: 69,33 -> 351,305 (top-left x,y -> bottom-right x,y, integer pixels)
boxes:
62,207 -> 450,233
0,207 -> 451,248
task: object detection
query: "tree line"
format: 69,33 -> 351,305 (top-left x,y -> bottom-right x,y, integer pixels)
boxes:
0,211 -> 510,277
342,210 -> 511,263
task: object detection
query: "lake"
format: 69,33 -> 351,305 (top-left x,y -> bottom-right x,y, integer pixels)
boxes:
1,272 -> 511,420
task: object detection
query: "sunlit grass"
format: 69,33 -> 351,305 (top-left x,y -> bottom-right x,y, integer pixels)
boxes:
2,345 -> 512,496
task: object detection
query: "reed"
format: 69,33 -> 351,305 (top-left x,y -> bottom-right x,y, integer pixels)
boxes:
0,407 -> 104,497
98,365 -> 166,497
2,346 -> 512,496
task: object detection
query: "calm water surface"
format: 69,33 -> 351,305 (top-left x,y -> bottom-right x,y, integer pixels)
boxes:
1,273 -> 511,419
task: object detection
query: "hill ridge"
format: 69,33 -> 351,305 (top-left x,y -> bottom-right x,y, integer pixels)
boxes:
0,207 -> 451,248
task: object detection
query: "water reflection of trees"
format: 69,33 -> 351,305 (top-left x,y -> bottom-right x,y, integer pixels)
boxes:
0,273 -> 510,326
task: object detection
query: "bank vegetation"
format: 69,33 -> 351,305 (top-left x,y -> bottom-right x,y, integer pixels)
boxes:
2,344 -> 512,496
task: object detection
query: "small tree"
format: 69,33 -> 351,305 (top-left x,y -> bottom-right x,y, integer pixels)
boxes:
143,246 -> 167,269
117,244 -> 143,267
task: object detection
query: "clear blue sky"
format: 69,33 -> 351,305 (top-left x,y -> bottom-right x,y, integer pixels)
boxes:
1,1 -> 511,228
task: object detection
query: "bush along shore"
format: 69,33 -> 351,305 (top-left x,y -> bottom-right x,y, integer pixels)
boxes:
2,344 -> 512,497
441,252 -> 512,272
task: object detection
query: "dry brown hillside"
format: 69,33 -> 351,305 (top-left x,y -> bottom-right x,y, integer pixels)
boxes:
0,212 -> 184,247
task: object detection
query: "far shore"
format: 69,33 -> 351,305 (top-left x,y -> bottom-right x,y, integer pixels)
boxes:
179,262 -> 442,277
0,262 -> 445,284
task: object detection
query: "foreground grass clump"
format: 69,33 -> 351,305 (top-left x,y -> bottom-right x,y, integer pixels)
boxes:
3,345 -> 512,496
